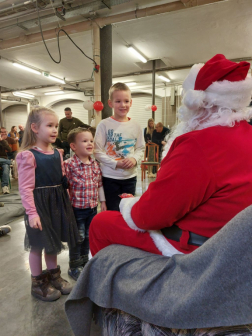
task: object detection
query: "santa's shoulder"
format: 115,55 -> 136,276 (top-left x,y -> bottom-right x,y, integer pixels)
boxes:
173,120 -> 251,149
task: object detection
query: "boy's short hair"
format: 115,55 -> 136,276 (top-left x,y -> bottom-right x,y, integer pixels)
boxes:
67,127 -> 92,144
109,82 -> 131,100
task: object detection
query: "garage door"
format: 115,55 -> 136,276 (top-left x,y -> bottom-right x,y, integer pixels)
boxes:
51,100 -> 89,125
128,94 -> 162,130
3,104 -> 28,132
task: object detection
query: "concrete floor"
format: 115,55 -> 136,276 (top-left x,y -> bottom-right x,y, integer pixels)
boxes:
0,170 -> 153,336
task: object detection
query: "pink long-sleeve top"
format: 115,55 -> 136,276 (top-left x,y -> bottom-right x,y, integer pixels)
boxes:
16,148 -> 65,220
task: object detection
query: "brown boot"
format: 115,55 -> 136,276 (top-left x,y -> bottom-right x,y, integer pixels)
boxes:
47,265 -> 73,295
31,272 -> 61,302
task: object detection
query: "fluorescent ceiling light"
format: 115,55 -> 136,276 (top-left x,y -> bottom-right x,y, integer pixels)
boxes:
158,75 -> 170,83
13,63 -> 41,75
126,82 -> 137,86
44,91 -> 64,95
13,91 -> 34,99
128,46 -> 147,63
1,99 -> 7,102
47,75 -> 65,84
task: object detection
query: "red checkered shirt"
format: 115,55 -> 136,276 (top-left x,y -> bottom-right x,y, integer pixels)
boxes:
64,155 -> 103,209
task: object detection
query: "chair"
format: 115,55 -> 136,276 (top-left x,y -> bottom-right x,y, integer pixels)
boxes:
141,143 -> 159,181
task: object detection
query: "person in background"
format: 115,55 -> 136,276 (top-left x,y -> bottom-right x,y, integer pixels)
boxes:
1,127 -> 15,148
144,118 -> 155,144
16,106 -> 80,302
152,122 -> 170,160
94,82 -> 145,211
64,128 -> 106,280
144,118 -> 155,178
58,107 -> 90,155
0,131 -> 12,194
8,126 -> 19,142
18,125 -> 24,145
7,126 -> 19,160
1,127 -> 18,179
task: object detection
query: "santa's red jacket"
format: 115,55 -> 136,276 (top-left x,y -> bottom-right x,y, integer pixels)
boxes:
130,120 -> 252,253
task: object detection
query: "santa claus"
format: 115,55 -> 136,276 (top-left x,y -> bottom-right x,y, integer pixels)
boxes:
89,54 -> 252,257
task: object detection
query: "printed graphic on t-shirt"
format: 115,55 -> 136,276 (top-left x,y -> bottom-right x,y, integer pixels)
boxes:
106,129 -> 137,160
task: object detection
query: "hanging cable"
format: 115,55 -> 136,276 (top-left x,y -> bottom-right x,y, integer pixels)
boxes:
35,0 -> 98,67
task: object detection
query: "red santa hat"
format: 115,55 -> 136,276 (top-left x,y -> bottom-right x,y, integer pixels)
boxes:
182,54 -> 252,111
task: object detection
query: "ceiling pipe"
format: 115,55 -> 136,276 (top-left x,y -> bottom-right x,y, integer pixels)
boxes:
112,56 -> 252,79
0,0 -> 224,50
2,54 -> 251,93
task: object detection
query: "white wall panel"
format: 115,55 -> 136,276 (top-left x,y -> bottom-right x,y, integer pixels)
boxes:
128,94 -> 162,130
3,104 -> 28,132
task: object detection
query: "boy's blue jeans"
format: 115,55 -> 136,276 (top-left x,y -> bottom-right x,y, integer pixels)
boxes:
69,207 -> 97,262
0,159 -> 11,187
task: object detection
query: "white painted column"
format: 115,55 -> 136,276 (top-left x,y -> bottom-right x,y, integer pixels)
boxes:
27,102 -> 31,115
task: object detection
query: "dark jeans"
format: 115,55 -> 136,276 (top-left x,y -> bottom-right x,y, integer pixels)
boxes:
54,139 -> 70,156
69,207 -> 97,261
61,141 -> 70,155
7,151 -> 17,160
0,161 -> 10,187
102,176 -> 137,211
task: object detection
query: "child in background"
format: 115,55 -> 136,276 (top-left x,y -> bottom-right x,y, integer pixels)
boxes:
64,128 -> 106,280
16,106 -> 80,302
94,82 -> 145,211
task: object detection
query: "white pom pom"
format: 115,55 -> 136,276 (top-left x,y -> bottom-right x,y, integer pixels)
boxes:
183,89 -> 206,110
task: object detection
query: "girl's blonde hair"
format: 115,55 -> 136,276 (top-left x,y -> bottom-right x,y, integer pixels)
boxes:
146,118 -> 155,135
20,106 -> 57,151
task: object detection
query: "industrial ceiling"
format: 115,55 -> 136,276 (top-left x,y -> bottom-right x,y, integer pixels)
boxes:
0,0 -> 251,99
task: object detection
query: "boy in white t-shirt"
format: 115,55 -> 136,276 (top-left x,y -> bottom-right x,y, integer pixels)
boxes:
94,82 -> 145,211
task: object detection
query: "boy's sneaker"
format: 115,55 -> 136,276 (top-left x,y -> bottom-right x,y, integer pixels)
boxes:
68,266 -> 83,281
2,186 -> 10,194
68,258 -> 84,281
0,225 -> 11,237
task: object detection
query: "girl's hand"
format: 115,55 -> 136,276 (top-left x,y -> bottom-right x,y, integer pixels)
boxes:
29,216 -> 42,231
122,158 -> 136,169
100,201 -> 107,212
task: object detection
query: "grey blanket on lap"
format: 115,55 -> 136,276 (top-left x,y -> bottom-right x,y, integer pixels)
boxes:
65,205 -> 252,336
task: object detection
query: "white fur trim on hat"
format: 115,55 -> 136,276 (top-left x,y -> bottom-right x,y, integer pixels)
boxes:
182,62 -> 252,111
183,63 -> 204,93
119,196 -> 145,232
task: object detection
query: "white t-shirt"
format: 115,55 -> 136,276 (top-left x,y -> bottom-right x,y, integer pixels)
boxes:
94,117 -> 145,179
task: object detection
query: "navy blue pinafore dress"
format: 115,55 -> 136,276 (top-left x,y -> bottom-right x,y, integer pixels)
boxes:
24,149 -> 79,254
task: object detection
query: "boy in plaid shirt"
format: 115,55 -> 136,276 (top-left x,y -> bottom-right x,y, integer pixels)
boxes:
64,128 -> 106,280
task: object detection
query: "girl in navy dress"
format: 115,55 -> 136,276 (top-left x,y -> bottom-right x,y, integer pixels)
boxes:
16,106 -> 79,302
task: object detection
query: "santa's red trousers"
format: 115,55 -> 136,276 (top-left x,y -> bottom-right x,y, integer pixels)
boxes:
89,211 -> 162,256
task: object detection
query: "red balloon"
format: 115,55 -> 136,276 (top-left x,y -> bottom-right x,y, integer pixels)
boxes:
151,105 -> 157,112
93,101 -> 104,111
